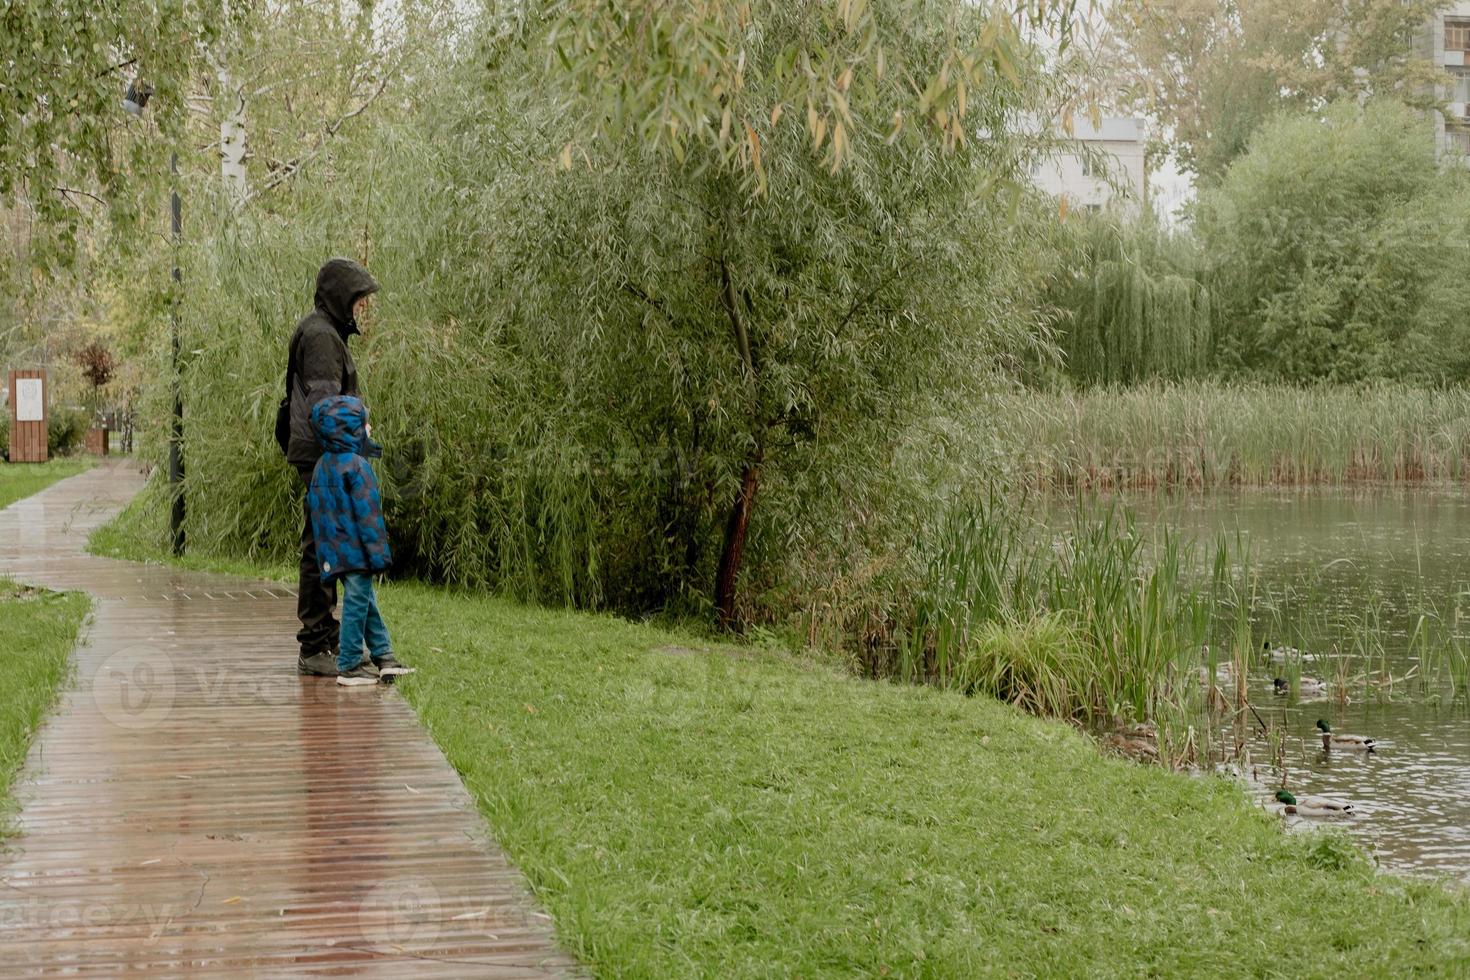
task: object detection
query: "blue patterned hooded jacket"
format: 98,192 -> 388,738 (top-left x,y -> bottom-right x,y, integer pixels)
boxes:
307,395 -> 391,583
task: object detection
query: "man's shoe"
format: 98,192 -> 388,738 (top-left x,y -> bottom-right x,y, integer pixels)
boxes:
336,663 -> 380,687
370,653 -> 415,677
297,651 -> 340,677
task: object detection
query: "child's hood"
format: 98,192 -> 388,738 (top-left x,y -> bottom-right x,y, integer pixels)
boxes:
310,395 -> 369,454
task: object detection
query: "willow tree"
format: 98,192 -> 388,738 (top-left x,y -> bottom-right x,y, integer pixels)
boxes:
1050,215 -> 1213,385
0,1 -> 217,263
459,1 -> 1085,627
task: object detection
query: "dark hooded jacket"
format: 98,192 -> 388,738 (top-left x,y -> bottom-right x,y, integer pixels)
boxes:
307,395 -> 391,582
284,257 -> 380,470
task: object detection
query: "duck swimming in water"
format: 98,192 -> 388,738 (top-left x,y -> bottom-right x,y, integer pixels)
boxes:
1316,718 -> 1374,751
1196,663 -> 1236,689
1274,789 -> 1355,818
1263,641 -> 1300,662
1272,676 -> 1327,697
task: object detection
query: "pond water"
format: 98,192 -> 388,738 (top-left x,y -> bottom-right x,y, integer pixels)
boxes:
1121,487 -> 1470,883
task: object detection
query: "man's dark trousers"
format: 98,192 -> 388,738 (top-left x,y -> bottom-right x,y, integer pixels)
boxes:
296,465 -> 338,655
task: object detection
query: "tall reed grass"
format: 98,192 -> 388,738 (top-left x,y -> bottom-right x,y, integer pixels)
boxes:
862,491 -> 1217,732
992,382 -> 1470,491
862,485 -> 1470,764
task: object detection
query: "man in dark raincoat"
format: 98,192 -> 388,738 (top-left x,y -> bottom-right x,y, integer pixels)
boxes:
284,257 -> 379,675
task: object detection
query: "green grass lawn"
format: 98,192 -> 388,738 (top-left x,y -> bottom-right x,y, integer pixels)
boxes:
380,581 -> 1468,976
0,457 -> 93,510
87,496 -> 1470,975
0,580 -> 88,837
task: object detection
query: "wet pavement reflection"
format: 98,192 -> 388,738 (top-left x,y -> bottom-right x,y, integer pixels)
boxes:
0,461 -> 577,976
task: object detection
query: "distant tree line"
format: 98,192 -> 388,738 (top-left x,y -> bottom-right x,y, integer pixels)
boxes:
1049,100 -> 1470,386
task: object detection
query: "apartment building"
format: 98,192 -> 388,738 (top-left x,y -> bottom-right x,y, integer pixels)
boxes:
1031,116 -> 1148,216
1425,4 -> 1470,156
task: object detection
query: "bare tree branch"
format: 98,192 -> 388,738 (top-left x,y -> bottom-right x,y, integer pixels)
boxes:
247,72 -> 392,201
54,186 -> 107,207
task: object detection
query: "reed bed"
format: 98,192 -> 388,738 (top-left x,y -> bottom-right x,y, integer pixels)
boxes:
859,485 -> 1470,771
1244,580 -> 1470,705
859,491 -> 1220,743
993,382 -> 1470,491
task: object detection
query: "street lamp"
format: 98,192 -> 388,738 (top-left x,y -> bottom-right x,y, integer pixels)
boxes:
122,77 -> 185,556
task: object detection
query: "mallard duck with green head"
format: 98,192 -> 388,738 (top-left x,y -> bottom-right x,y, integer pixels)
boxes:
1274,789 -> 1355,818
1316,718 -> 1374,751
1272,676 -> 1327,697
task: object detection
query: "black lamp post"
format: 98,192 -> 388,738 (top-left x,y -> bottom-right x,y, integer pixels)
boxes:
122,79 -> 185,556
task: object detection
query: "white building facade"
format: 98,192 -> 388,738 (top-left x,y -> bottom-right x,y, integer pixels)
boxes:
1424,4 -> 1470,157
1031,116 -> 1148,216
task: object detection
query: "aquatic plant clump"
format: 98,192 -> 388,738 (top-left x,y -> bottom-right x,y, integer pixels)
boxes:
862,483 -> 1470,770
859,490 -> 1220,740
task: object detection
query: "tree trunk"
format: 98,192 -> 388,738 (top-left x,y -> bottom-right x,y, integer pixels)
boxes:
218,1 -> 247,204
218,72 -> 247,203
714,236 -> 761,631
714,455 -> 762,631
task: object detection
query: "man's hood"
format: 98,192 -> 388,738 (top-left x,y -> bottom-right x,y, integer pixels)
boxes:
310,395 -> 369,455
313,257 -> 379,335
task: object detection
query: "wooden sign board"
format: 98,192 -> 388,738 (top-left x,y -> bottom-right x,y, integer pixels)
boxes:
8,369 -> 47,462
85,426 -> 110,456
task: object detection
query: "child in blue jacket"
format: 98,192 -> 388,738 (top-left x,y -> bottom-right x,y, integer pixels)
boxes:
307,395 -> 413,686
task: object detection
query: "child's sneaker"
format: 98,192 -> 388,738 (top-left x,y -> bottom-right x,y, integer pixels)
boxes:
336,663 -> 380,687
371,653 -> 415,677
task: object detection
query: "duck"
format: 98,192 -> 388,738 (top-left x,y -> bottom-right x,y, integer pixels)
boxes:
1102,732 -> 1158,762
1119,720 -> 1157,739
1316,718 -> 1374,752
1263,641 -> 1300,662
1272,676 -> 1327,697
1274,789 -> 1355,818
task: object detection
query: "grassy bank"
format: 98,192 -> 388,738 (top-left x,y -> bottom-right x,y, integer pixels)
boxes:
0,458 -> 94,510
389,583 -> 1469,975
0,580 -> 88,835
995,383 -> 1470,490
89,507 -> 1470,975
